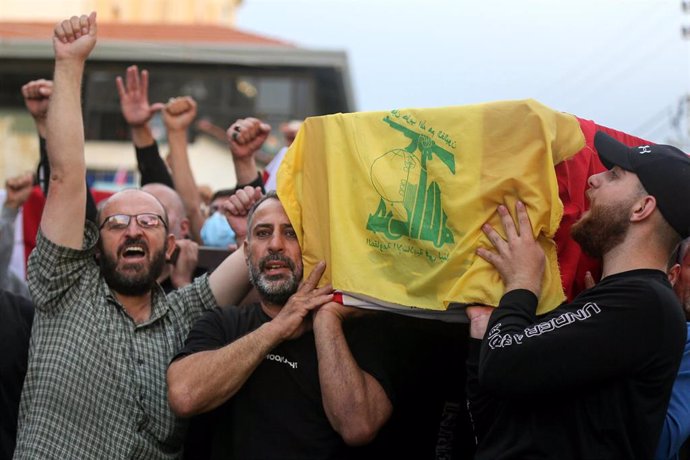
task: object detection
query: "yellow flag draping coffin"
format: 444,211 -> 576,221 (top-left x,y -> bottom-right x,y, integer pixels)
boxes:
277,99 -> 585,315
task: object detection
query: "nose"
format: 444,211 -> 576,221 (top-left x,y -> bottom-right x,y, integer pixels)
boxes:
124,217 -> 144,237
267,232 -> 285,252
587,171 -> 604,189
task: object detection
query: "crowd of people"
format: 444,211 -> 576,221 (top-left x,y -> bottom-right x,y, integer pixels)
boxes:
2,11 -> 690,460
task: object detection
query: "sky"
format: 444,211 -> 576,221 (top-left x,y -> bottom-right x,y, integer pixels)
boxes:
237,0 -> 690,147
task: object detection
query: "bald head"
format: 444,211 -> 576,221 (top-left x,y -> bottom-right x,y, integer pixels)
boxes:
98,189 -> 168,228
142,183 -> 188,239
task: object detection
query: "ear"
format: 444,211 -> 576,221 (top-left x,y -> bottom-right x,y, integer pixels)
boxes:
243,239 -> 249,266
179,218 -> 191,239
165,233 -> 177,260
630,195 -> 656,223
668,263 -> 681,287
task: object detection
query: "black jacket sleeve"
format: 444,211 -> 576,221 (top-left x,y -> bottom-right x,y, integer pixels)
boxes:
234,172 -> 265,193
136,141 -> 174,188
477,282 -> 678,397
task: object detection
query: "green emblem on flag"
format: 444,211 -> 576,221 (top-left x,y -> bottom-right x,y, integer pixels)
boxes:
367,114 -> 456,248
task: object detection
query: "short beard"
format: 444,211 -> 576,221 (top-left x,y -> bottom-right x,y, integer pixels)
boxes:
571,200 -> 631,259
248,253 -> 302,306
99,239 -> 167,296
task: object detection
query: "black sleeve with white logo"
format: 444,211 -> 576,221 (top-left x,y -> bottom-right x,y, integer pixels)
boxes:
477,270 -> 685,397
468,269 -> 687,459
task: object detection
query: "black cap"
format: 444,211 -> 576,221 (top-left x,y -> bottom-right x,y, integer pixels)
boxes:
594,131 -> 690,238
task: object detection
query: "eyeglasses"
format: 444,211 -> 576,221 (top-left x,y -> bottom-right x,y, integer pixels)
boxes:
98,213 -> 168,231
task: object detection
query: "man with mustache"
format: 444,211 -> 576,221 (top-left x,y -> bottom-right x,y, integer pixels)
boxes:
167,191 -> 394,459
14,13 -> 263,459
466,132 -> 690,459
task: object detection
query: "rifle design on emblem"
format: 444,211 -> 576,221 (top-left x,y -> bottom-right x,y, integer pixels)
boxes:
367,116 -> 456,249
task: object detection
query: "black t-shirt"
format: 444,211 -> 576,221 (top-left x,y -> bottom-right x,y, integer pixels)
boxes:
0,289 -> 34,460
175,303 -> 394,460
467,269 -> 687,460
350,314 -> 476,460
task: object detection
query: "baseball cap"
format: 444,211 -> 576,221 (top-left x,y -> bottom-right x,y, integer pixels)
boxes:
594,131 -> 690,238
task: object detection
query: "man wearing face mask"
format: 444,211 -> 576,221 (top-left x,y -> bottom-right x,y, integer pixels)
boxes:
197,117 -> 272,250
200,190 -> 237,249
198,117 -> 274,250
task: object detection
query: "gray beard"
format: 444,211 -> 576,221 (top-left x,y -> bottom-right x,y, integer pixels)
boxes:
248,254 -> 301,306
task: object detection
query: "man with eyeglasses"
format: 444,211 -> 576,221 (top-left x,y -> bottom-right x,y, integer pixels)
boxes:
13,13 -> 321,460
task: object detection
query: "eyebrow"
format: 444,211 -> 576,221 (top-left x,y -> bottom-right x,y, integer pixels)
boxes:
252,222 -> 293,231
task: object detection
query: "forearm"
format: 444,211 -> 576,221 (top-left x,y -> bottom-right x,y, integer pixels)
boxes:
478,289 -> 552,395
167,129 -> 204,243
313,314 -> 392,445
208,249 -> 251,306
42,58 -> 87,247
38,134 -> 96,223
168,321 -> 284,416
131,123 -> 155,148
233,156 -> 259,187
47,60 -> 86,179
477,288 -> 639,396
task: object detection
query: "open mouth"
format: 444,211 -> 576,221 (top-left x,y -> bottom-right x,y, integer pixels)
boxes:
263,261 -> 289,275
260,255 -> 293,275
120,244 -> 147,260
